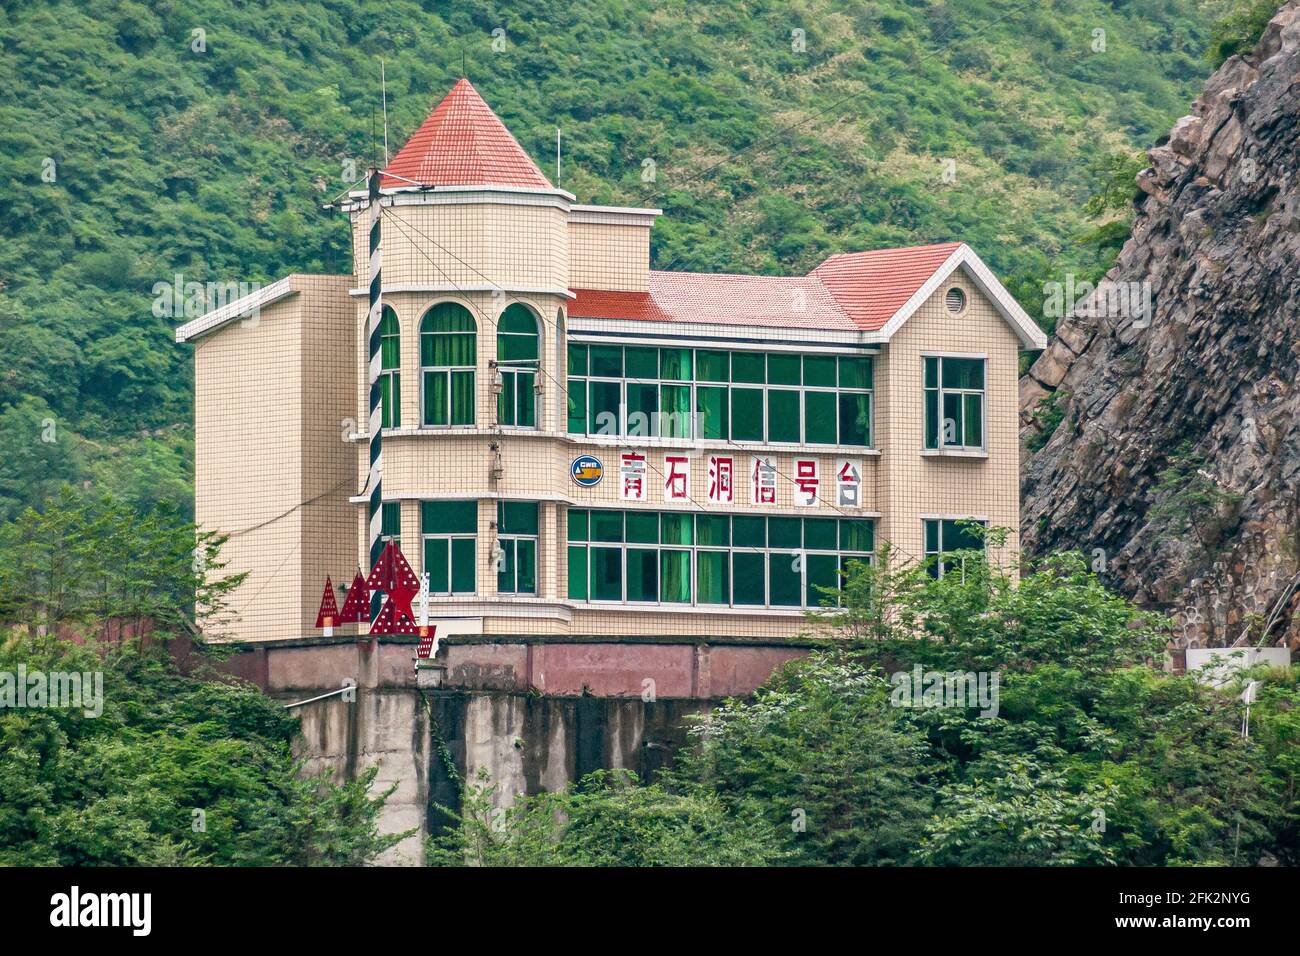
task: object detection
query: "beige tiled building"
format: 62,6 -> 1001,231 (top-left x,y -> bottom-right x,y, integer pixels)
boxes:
177,79 -> 1045,649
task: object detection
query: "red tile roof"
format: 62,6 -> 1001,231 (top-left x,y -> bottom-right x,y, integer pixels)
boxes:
810,242 -> 963,331
570,242 -> 965,334
380,79 -> 552,190
572,272 -> 858,332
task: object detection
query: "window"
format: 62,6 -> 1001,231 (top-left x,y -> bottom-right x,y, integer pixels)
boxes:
565,509 -> 873,608
381,502 -> 401,541
421,303 -> 476,426
923,519 -> 985,579
497,304 -> 538,427
496,501 -> 537,594
377,307 -> 400,428
923,356 -> 985,450
564,345 -> 872,445
422,500 -> 477,595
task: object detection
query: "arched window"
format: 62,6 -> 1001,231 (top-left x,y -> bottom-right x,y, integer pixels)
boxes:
420,303 -> 476,426
496,304 -> 538,428
378,307 -> 400,429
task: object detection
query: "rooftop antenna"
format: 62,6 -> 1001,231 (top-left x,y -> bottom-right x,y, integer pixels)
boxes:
556,127 -> 561,185
380,59 -> 389,164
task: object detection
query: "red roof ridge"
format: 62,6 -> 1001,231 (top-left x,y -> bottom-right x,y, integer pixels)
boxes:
380,78 -> 552,190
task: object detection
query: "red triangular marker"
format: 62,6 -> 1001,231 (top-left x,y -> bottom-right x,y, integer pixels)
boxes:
366,541 -> 420,594
315,576 -> 340,630
368,594 -> 419,635
337,570 -> 370,624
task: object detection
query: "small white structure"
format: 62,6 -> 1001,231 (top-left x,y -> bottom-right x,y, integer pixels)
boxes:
1185,646 -> 1291,686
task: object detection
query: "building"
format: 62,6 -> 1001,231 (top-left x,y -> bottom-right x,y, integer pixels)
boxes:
177,79 -> 1045,692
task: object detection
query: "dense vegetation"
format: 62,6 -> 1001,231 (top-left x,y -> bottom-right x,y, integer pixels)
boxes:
431,542 -> 1300,865
0,492 -> 402,865
1,0 -> 1234,522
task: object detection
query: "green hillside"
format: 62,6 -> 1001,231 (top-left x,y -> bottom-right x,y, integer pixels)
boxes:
1,0 -> 1225,519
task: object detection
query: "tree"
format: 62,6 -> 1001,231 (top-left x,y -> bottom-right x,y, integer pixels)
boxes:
0,630 -> 404,866
427,768 -> 786,867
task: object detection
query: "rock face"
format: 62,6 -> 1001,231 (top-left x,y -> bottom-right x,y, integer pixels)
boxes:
1019,4 -> 1300,650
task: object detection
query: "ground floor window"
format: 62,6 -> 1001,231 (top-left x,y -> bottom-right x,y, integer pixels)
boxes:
923,518 -> 986,579
566,509 -> 873,608
422,500 -> 477,594
497,501 -> 538,594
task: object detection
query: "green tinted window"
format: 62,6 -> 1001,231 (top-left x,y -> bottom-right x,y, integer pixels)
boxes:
567,343 -> 587,375
567,546 -> 588,599
567,379 -> 587,433
660,348 -> 693,381
626,548 -> 658,602
839,392 -> 871,446
591,510 -> 624,542
696,386 -> 729,440
767,353 -> 801,385
733,552 -> 765,604
804,355 -> 836,387
732,352 -> 765,383
381,501 -> 401,538
731,388 -> 763,442
942,357 -> 984,389
450,539 -> 475,593
697,350 -> 729,382
805,391 -> 837,444
696,514 -> 730,547
422,500 -> 477,534
769,552 -> 801,606
840,519 -> 874,552
769,517 -> 801,549
733,516 -> 765,548
591,546 -> 622,600
806,553 -> 840,607
625,346 -> 658,378
660,550 -> 690,602
498,501 -> 538,535
839,356 -> 873,389
696,550 -> 729,604
589,380 -> 621,435
804,518 -> 837,550
424,538 -> 449,593
660,384 -> 691,438
567,508 -> 589,542
626,511 -> 659,544
661,512 -> 693,545
626,382 -> 658,438
590,345 -> 623,377
768,390 -> 800,442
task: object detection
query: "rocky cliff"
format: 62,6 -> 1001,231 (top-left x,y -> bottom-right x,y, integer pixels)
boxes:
1019,3 -> 1300,650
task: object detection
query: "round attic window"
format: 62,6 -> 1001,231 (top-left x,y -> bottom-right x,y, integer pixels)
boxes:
945,287 -> 967,314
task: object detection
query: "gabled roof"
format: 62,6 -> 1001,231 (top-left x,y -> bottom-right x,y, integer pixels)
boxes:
380,78 -> 552,190
810,242 -> 962,331
570,242 -> 1047,349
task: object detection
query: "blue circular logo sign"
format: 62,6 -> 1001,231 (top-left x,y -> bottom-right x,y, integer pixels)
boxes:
570,455 -> 604,487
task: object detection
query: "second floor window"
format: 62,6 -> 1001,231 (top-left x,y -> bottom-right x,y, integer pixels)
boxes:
496,304 -> 538,427
923,356 -> 985,450
421,303 -> 476,426
378,308 -> 400,428
566,345 -> 872,446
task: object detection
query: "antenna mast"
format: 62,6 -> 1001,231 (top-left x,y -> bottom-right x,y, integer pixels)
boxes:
380,59 -> 389,164
556,127 -> 561,185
